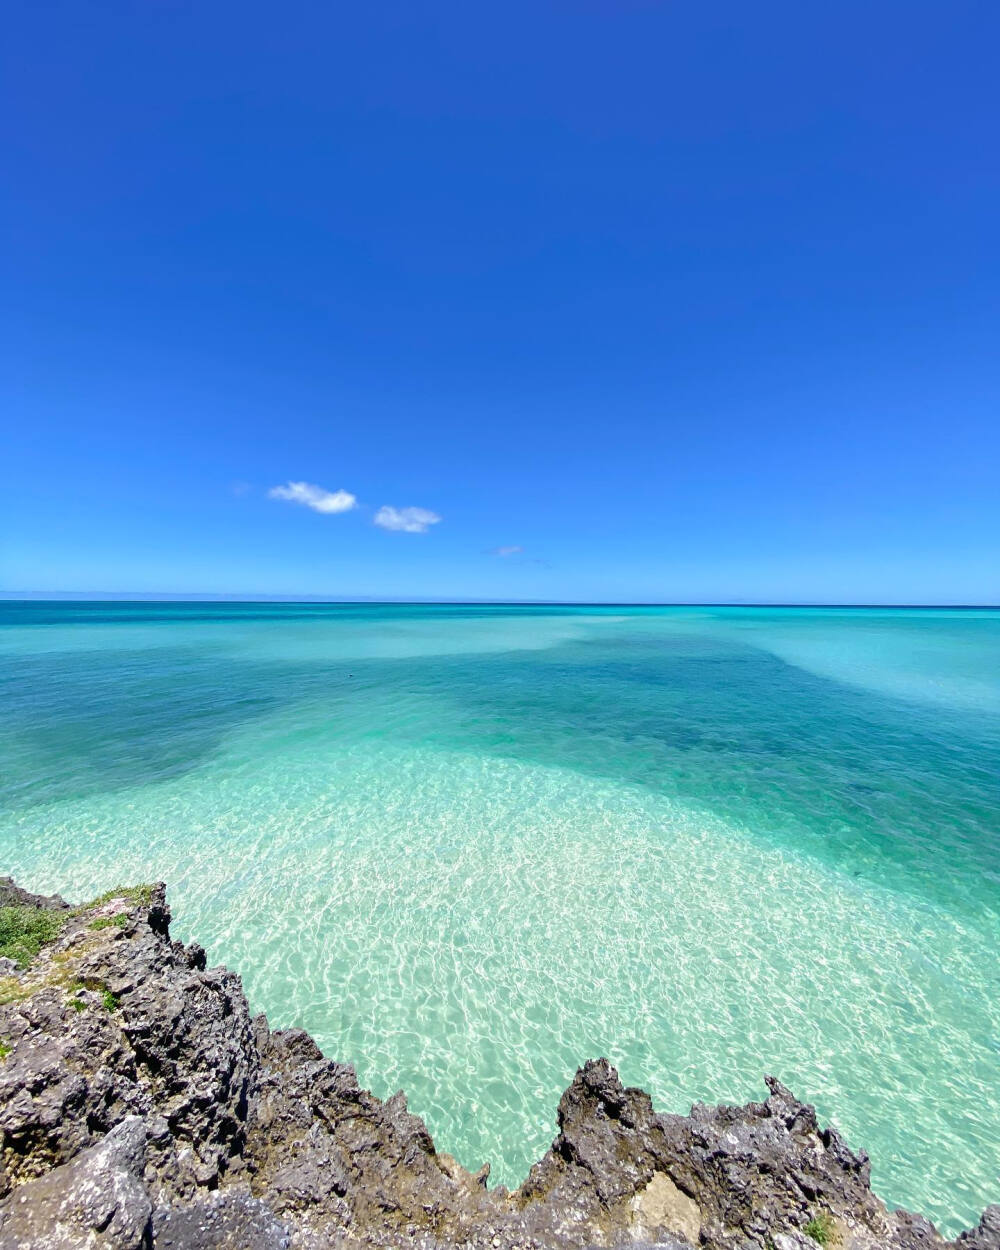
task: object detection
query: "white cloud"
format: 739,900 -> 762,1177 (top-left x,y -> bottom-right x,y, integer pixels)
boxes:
492,545 -> 524,557
374,505 -> 442,534
268,481 -> 357,514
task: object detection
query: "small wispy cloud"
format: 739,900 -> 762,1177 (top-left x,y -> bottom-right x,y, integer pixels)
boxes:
491,545 -> 524,557
268,481 -> 358,514
374,505 -> 442,534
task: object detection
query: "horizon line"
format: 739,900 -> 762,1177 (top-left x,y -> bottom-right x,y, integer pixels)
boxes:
2,593 -> 998,610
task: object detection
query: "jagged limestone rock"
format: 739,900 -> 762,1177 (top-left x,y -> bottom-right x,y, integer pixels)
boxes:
0,1117 -> 152,1250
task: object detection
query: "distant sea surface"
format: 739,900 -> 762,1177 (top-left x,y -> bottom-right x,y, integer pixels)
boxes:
2,602 -> 998,1233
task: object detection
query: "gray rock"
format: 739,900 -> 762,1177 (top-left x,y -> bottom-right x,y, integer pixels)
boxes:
955,1205 -> 1000,1250
153,1189 -> 293,1249
0,877 -> 69,911
0,884 -> 256,1201
0,1116 -> 151,1249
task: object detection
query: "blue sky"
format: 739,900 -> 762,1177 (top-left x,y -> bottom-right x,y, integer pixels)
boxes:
2,1 -> 998,603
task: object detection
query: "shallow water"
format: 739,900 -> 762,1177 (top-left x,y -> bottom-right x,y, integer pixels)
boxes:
1,602 -> 998,1234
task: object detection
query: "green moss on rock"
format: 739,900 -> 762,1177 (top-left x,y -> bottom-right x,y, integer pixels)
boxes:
0,905 -> 65,969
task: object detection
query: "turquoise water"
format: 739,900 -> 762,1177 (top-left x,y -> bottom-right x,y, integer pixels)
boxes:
1,602 -> 998,1233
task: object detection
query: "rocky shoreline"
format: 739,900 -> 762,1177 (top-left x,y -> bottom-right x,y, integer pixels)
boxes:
0,875 -> 996,1250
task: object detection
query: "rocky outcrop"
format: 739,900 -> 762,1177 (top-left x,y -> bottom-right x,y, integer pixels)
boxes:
0,1118 -> 152,1250
0,877 -> 70,913
0,880 -> 996,1250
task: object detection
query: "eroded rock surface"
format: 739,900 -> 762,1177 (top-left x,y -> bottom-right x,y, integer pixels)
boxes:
0,880 -> 996,1249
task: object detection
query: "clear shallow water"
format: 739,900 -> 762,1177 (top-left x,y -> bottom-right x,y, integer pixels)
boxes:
1,603 -> 998,1234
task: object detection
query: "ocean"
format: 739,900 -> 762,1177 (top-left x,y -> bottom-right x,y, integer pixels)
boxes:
1,601 -> 997,1233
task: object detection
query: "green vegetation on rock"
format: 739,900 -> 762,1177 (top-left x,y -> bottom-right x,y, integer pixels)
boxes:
79,884 -> 156,911
804,1211 -> 836,1245
0,905 -> 65,969
89,914 -> 129,931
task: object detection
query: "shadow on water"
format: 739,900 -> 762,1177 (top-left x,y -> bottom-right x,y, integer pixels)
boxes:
0,648 -> 288,805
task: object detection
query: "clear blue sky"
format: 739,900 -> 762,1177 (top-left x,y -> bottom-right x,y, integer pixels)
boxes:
3,1 -> 998,603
